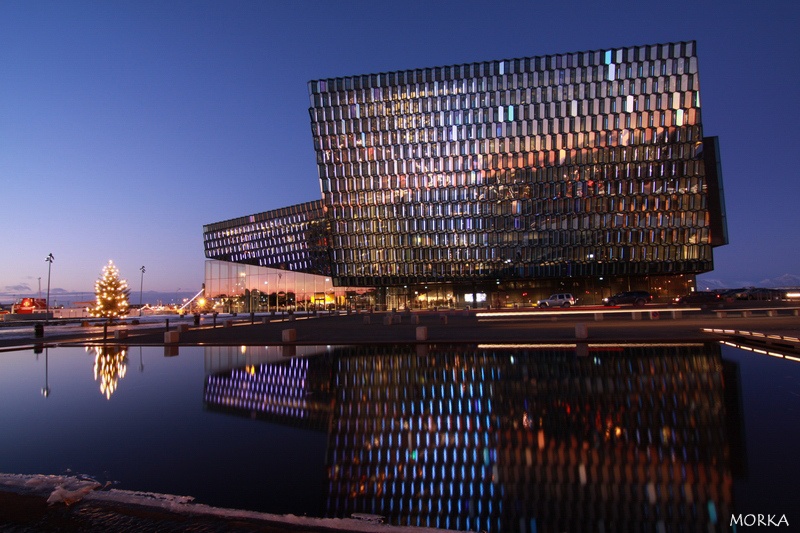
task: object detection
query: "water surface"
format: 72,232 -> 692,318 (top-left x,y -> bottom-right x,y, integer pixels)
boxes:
1,342 -> 798,532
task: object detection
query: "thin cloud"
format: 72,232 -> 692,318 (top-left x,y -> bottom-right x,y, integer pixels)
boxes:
3,284 -> 31,293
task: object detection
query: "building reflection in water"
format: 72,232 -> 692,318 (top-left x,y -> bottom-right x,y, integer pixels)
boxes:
87,344 -> 128,400
203,345 -> 333,429
203,343 -> 740,532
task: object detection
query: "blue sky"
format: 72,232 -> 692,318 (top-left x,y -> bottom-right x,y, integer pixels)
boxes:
2,0 -> 799,301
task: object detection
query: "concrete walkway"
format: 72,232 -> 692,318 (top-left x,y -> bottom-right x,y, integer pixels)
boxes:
4,308 -> 797,349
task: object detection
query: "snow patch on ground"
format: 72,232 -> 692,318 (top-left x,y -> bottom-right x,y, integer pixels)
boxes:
1,473 -> 443,532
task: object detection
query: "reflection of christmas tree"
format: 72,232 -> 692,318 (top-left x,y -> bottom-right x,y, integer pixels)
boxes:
90,345 -> 128,399
91,260 -> 130,319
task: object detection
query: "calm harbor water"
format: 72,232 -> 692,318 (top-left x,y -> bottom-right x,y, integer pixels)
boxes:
1,341 -> 798,532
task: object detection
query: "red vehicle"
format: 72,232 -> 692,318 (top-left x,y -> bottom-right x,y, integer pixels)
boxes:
11,298 -> 47,314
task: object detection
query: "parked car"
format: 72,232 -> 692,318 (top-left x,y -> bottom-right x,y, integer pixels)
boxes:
674,291 -> 722,306
743,288 -> 783,301
603,291 -> 652,307
720,288 -> 750,300
537,293 -> 576,308
720,287 -> 783,301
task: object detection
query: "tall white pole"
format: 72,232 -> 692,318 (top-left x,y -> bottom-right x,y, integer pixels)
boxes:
139,266 -> 146,308
45,253 -> 54,322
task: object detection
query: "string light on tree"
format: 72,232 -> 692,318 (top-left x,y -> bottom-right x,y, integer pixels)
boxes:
92,260 -> 131,320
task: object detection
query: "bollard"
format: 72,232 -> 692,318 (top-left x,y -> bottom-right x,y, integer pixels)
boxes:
194,314 -> 201,326
363,315 -> 371,324
224,320 -> 233,328
383,315 -> 392,325
281,329 -> 297,342
416,326 -> 428,341
575,323 -> 588,339
439,314 -> 448,324
114,330 -> 128,340
165,318 -> 170,331
176,324 -> 189,333
281,345 -> 296,357
576,343 -> 589,357
34,323 -> 44,338
411,315 -> 420,324
164,331 -> 179,344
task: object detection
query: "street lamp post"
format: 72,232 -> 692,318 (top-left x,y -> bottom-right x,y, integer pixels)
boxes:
45,253 -> 54,322
139,266 -> 146,311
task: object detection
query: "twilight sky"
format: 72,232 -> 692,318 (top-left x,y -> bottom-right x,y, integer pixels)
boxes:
2,0 -> 799,302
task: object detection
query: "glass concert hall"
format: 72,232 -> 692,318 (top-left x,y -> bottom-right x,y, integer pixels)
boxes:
203,41 -> 727,310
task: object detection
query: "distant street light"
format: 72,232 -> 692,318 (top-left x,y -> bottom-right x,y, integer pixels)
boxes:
45,253 -> 54,323
139,266 -> 146,309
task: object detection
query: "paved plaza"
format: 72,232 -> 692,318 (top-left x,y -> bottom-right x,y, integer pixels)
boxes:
2,306 -> 799,349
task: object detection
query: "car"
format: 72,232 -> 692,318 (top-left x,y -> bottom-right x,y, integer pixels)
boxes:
673,291 -> 722,306
537,293 -> 576,308
603,291 -> 652,307
742,288 -> 783,301
720,288 -> 750,300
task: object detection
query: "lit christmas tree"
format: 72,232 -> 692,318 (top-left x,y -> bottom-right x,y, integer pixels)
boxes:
92,260 -> 130,320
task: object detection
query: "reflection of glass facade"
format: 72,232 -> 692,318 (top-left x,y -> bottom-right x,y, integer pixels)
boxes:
203,347 -> 334,431
199,342 -> 739,531
324,343 -> 735,532
309,40 -> 725,287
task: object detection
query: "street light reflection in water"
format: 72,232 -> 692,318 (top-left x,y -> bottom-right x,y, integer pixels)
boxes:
1,342 -> 797,531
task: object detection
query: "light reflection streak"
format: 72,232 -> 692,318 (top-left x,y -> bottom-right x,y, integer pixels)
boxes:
88,345 -> 128,400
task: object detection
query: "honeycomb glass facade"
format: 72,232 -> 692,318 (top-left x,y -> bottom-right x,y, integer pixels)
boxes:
203,200 -> 330,274
308,41 -> 726,288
